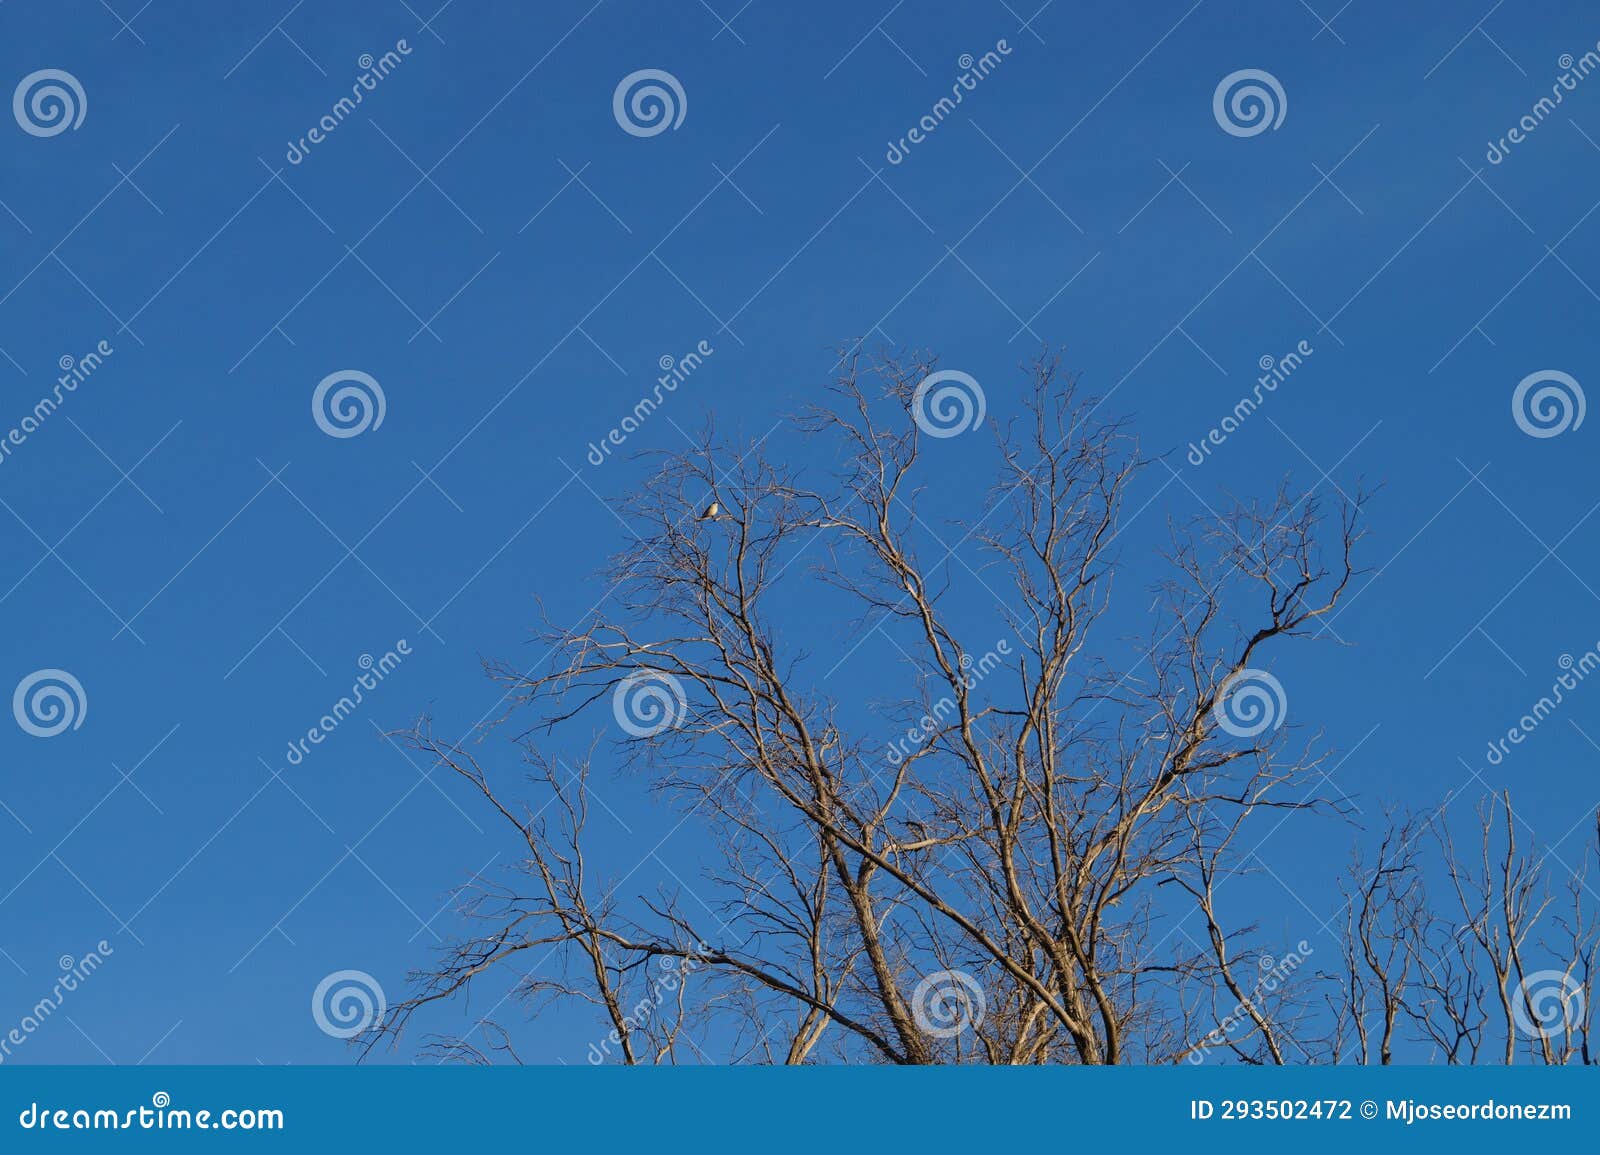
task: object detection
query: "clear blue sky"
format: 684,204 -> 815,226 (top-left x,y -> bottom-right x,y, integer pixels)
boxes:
1,0 -> 1597,1063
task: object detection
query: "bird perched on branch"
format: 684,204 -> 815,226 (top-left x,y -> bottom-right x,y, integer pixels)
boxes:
698,501 -> 721,520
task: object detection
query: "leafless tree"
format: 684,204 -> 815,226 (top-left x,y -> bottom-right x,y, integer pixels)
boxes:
1313,792 -> 1598,1066
363,349 -> 1595,1064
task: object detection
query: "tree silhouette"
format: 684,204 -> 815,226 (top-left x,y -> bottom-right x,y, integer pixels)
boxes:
366,350 -> 1595,1064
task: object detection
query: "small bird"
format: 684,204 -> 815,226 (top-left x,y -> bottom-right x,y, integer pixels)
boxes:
698,501 -> 720,520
